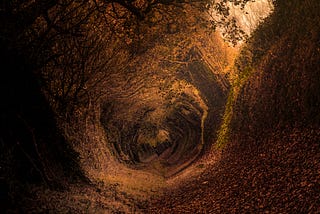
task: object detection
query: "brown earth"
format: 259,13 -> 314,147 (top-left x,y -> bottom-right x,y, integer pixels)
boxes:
147,127 -> 320,213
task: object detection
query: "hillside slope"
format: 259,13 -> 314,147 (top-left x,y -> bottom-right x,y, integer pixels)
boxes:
149,0 -> 320,212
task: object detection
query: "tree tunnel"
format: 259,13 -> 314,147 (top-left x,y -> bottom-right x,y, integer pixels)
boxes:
100,49 -> 229,176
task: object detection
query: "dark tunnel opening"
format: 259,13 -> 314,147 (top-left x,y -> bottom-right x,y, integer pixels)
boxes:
100,50 -> 229,176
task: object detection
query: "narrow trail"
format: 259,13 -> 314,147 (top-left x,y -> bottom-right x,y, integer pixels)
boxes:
146,128 -> 320,213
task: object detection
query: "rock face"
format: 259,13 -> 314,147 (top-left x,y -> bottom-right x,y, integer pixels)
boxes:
100,48 -> 229,176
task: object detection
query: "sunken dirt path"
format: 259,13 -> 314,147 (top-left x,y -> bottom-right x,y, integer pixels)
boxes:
146,128 -> 320,213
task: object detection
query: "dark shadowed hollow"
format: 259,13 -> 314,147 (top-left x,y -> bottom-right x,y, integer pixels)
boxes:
1,0 -> 319,213
100,49 -> 229,176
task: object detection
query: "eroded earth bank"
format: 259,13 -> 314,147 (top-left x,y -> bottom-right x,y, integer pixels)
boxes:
1,0 -> 319,213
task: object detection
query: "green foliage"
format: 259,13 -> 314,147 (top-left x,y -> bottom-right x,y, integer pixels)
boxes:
197,163 -> 205,168
216,69 -> 253,148
216,89 -> 234,148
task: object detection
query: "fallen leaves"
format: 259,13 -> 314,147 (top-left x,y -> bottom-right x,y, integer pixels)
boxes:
148,127 -> 320,213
